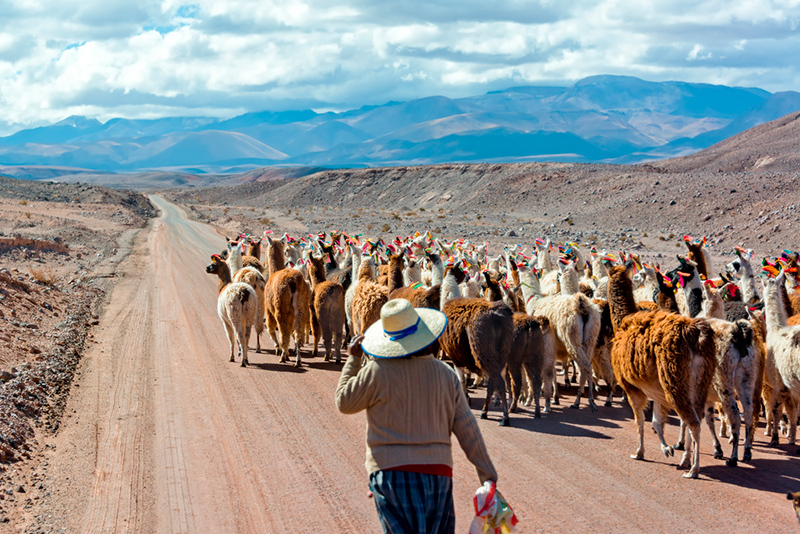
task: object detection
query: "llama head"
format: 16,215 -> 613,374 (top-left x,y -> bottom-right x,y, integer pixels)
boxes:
205,254 -> 226,275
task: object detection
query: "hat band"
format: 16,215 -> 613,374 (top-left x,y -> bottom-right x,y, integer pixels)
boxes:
384,318 -> 421,341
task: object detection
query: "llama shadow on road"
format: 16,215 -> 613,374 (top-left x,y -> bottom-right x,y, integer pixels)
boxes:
248,361 -> 308,373
700,455 -> 800,493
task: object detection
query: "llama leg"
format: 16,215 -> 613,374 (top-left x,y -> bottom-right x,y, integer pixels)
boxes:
552,370 -> 560,406
684,421 -> 703,479
455,367 -> 471,406
787,396 -> 799,446
223,321 -> 236,363
627,388 -> 648,460
523,361 -> 543,419
570,360 -> 578,383
705,405 -> 724,461
651,402 -> 675,458
496,376 -> 511,426
674,419 -> 686,451
541,362 -> 554,413
740,383 -> 754,462
277,319 -> 292,364
719,390 -> 742,466
481,375 -> 496,420
572,364 -> 597,412
769,388 -> 785,446
293,329 -> 303,367
507,364 -> 522,414
333,328 -> 342,364
310,308 -> 321,359
322,320 -> 333,363
605,377 -> 616,407
266,312 -> 280,357
238,322 -> 248,367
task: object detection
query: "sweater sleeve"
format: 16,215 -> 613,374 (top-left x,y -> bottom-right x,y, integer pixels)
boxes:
451,381 -> 498,484
335,355 -> 378,414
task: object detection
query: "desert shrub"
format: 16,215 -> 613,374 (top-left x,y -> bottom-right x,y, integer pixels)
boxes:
0,237 -> 69,254
260,218 -> 273,225
24,212 -> 31,219
29,267 -> 57,286
381,224 -> 391,232
19,200 -> 27,206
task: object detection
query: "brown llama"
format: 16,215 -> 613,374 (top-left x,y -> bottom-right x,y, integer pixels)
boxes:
307,255 -> 345,363
351,255 -> 389,336
205,255 -> 257,367
264,237 -> 311,367
506,313 -> 555,418
439,298 -> 515,426
388,255 -> 451,311
607,264 -> 716,478
241,236 -> 265,273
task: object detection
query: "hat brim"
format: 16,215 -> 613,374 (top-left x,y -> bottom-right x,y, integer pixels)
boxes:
361,307 -> 448,359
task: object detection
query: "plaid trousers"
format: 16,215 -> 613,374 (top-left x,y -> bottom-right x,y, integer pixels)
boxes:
369,470 -> 456,534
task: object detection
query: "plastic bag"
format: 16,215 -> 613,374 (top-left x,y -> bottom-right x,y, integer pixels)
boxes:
468,481 -> 518,534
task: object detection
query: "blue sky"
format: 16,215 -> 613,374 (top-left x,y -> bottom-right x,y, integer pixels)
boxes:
0,0 -> 799,135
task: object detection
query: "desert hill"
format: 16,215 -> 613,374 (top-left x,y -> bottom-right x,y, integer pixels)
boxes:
167,111 -> 800,258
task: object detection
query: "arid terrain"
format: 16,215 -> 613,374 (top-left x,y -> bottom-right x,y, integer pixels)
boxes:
0,111 -> 799,533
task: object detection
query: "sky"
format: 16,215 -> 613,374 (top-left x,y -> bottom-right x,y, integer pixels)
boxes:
1,0 -> 799,135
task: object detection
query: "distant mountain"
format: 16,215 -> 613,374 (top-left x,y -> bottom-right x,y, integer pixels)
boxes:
0,75 -> 798,174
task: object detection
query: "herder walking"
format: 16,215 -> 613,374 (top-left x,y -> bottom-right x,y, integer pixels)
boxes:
336,299 -> 498,534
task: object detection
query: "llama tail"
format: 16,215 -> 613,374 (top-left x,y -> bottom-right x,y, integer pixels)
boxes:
236,286 -> 251,305
731,319 -> 754,360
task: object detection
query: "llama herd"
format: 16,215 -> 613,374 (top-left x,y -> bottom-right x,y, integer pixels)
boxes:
204,230 -> 800,479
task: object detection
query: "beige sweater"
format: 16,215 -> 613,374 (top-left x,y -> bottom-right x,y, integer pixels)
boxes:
335,354 -> 497,484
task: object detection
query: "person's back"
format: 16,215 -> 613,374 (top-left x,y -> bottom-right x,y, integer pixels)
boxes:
335,299 -> 497,534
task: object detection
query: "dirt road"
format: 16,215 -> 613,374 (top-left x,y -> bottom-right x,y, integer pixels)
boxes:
33,196 -> 799,533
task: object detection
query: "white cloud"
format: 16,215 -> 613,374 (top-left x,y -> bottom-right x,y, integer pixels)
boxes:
0,0 -> 799,132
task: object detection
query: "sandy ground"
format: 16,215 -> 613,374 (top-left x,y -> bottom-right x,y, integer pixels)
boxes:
16,195 -> 800,533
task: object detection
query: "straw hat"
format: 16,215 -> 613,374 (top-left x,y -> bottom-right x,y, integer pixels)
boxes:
361,299 -> 448,359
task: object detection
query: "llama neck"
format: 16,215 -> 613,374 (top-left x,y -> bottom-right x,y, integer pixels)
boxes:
519,270 -> 541,302
403,262 -> 421,286
764,282 -> 788,330
351,251 -> 361,280
430,257 -> 444,286
216,264 -> 232,295
267,243 -> 286,278
358,258 -> 374,281
440,271 -> 462,309
227,244 -> 242,274
537,247 -> 553,272
739,268 -> 759,304
247,241 -> 261,261
309,263 -> 326,287
698,289 -> 725,319
388,260 -> 405,293
560,267 -> 579,295
607,268 -> 640,330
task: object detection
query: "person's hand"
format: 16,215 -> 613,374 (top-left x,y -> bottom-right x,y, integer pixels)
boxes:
348,334 -> 366,359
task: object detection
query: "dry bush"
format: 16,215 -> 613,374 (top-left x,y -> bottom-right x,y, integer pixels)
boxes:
381,224 -> 391,232
260,218 -> 273,225
0,237 -> 69,255
29,267 -> 57,286
18,200 -> 27,206
24,212 -> 31,219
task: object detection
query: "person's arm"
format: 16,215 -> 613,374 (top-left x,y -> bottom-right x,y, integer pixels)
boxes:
451,381 -> 498,484
335,335 -> 378,414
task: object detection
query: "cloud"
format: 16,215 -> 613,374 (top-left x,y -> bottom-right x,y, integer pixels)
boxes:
0,0 -> 799,132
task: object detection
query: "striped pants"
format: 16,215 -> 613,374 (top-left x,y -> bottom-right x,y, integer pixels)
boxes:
369,470 -> 456,534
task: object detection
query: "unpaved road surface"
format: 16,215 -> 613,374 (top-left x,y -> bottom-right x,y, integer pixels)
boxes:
28,196 -> 799,533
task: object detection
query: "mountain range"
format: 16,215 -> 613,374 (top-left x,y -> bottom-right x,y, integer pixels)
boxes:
1,75 -> 799,174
